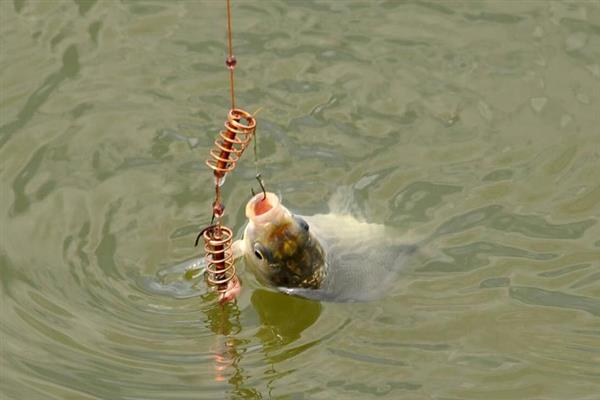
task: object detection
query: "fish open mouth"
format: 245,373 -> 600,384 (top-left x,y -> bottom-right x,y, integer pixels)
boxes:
245,192 -> 282,223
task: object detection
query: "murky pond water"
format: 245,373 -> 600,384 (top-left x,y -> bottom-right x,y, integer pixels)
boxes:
2,1 -> 600,399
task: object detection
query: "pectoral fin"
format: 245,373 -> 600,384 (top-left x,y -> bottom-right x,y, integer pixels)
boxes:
277,287 -> 341,302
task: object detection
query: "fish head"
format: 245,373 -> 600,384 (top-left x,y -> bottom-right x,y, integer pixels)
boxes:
242,192 -> 326,289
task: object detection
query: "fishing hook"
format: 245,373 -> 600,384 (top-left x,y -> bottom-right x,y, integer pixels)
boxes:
256,173 -> 267,200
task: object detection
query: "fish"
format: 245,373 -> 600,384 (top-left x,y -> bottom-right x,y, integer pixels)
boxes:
230,191 -> 417,302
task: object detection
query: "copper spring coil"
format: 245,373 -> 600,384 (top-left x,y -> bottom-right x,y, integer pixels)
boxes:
203,225 -> 236,291
206,108 -> 256,178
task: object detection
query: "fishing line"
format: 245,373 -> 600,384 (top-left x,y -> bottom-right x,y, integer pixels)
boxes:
200,0 -> 259,300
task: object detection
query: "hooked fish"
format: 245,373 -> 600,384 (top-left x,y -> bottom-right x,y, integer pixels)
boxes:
230,191 -> 416,302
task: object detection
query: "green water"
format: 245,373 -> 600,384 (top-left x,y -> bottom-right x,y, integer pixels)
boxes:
1,1 -> 600,399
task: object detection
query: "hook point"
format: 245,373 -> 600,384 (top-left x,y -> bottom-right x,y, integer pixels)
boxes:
256,174 -> 267,200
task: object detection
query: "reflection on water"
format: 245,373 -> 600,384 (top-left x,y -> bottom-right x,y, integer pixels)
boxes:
199,289 -> 321,397
252,289 -> 322,348
2,0 -> 600,399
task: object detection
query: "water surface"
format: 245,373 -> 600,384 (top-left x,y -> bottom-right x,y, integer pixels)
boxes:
1,1 -> 600,399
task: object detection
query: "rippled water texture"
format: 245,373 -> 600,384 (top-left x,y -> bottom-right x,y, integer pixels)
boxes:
2,1 -> 600,399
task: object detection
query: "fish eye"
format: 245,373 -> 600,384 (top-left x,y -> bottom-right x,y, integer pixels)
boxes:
253,243 -> 269,261
295,216 -> 309,232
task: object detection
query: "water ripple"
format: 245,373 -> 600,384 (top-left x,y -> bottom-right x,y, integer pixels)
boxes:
2,1 -> 600,399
